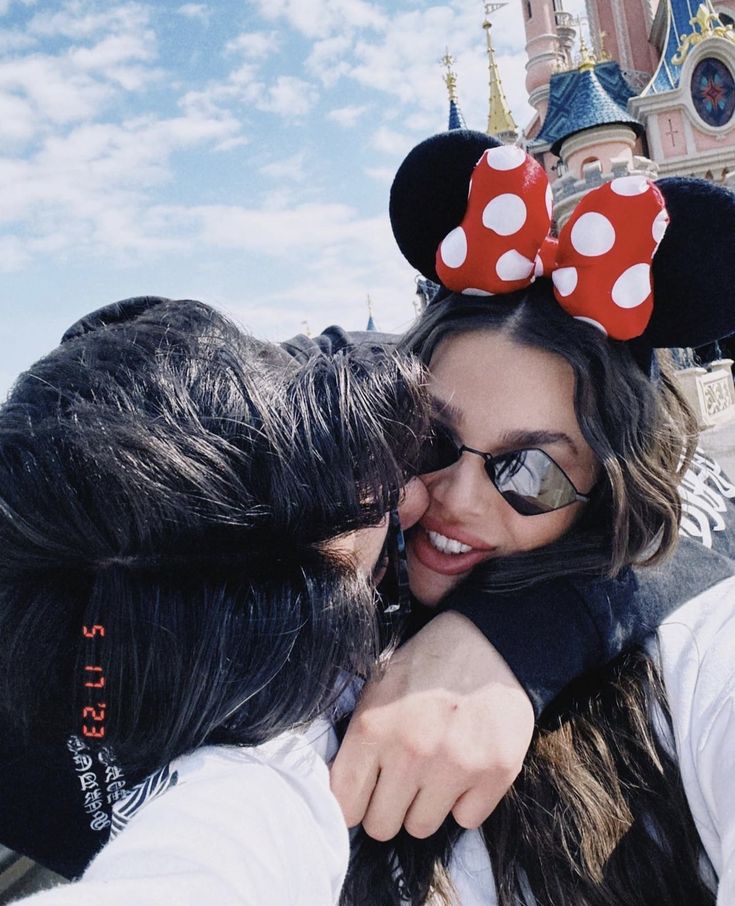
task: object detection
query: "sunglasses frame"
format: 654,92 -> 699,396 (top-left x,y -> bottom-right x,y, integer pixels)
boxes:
423,424 -> 591,516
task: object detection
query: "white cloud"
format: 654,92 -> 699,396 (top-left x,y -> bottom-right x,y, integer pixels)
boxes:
363,165 -> 394,183
327,104 -> 368,127
252,75 -> 319,117
371,125 -> 412,156
0,0 -> 36,17
177,3 -> 209,23
28,1 -> 150,40
69,32 -> 155,70
225,31 -> 280,60
259,152 -> 306,181
251,0 -> 387,40
0,106 -> 243,256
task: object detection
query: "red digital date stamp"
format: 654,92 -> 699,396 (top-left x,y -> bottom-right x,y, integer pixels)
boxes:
82,624 -> 106,740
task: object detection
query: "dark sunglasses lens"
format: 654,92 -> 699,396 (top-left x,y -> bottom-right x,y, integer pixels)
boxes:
419,422 -> 460,475
490,449 -> 578,516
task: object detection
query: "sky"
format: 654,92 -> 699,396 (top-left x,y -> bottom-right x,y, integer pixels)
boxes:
0,0 -> 586,397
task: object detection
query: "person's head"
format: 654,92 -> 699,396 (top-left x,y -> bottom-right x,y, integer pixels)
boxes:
0,297 -> 429,777
400,280 -> 697,606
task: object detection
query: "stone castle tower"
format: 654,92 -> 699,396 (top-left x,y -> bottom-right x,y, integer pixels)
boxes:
518,0 -> 735,223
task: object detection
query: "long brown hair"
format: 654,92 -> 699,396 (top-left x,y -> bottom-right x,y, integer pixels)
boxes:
341,284 -> 713,905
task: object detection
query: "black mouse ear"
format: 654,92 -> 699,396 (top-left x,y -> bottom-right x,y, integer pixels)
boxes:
61,296 -> 172,343
389,130 -> 502,282
648,178 -> 735,348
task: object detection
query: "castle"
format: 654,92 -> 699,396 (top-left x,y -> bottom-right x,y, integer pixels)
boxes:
436,1 -> 735,426
453,1 -> 735,225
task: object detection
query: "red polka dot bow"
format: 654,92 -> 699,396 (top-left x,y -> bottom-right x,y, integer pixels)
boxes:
435,146 -> 670,341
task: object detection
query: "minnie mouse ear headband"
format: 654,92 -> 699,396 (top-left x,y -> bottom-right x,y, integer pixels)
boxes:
390,130 -> 735,347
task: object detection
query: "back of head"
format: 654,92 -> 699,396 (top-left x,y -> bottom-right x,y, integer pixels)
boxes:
0,298 -> 427,777
401,281 -> 697,585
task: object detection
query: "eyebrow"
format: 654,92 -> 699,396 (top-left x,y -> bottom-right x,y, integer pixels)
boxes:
430,396 -> 580,457
497,429 -> 580,457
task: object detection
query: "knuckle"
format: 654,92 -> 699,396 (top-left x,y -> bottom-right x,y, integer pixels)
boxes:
404,817 -> 440,840
451,803 -> 486,830
492,751 -> 524,782
362,816 -> 401,843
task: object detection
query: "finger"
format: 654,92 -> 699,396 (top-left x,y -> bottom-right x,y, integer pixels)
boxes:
451,785 -> 506,830
330,737 -> 381,829
402,783 -> 465,839
362,769 -> 420,842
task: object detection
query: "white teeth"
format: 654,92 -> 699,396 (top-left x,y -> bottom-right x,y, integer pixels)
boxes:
428,530 -> 473,555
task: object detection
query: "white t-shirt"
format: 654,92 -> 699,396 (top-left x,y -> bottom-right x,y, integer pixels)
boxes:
18,723 -> 347,905
17,576 -> 735,905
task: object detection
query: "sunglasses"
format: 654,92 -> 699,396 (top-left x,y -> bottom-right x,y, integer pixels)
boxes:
419,421 -> 591,516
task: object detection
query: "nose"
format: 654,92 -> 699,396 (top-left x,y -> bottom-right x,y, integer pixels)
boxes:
397,477 -> 429,530
425,452 -> 496,521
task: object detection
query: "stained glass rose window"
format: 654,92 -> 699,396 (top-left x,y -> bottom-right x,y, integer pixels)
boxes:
691,57 -> 735,127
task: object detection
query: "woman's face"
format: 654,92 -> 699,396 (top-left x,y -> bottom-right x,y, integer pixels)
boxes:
407,330 -> 600,607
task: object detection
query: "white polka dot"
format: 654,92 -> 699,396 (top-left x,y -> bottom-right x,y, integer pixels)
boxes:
612,263 -> 652,309
552,266 -> 578,297
462,287 -> 495,296
485,145 -> 526,171
570,212 -> 616,257
482,194 -> 527,236
611,176 -> 650,196
652,209 -> 669,246
545,183 -> 554,218
496,249 -> 535,282
439,227 -> 468,269
574,316 -> 608,335
534,254 -> 544,277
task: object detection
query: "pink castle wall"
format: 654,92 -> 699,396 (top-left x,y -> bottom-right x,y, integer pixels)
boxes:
654,109 -> 686,158
564,134 -> 635,178
624,0 -> 657,73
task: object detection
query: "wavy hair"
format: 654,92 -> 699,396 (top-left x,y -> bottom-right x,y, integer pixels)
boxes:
400,282 -> 698,589
341,284 -> 713,906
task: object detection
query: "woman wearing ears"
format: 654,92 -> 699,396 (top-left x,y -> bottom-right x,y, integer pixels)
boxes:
338,131 -> 735,904
0,297 -> 429,904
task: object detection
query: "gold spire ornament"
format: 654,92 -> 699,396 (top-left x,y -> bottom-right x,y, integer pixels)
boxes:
673,2 -> 735,65
441,48 -> 459,102
482,2 -> 517,142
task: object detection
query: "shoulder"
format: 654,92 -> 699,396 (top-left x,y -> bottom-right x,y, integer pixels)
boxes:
655,573 -> 735,711
652,576 -> 735,878
92,730 -> 348,904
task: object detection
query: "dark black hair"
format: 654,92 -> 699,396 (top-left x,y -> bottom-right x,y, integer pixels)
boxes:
0,298 -> 429,778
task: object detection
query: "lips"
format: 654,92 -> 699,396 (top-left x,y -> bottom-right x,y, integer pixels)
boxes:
409,518 -> 496,576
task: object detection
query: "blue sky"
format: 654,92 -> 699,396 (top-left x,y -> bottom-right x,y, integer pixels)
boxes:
0,0 -> 584,397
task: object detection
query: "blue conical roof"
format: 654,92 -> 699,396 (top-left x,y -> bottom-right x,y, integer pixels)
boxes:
448,99 -> 467,130
537,61 -> 642,155
366,314 -> 377,331
644,0 -> 735,95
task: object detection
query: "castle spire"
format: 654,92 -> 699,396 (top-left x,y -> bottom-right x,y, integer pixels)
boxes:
366,294 -> 377,332
483,3 -> 517,142
441,49 -> 466,130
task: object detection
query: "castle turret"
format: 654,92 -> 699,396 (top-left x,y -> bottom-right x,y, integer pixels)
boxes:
522,0 -> 566,124
483,3 -> 518,141
441,50 -> 467,130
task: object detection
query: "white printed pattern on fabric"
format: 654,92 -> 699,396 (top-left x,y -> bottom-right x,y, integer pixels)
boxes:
110,764 -> 178,839
679,450 -> 735,549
